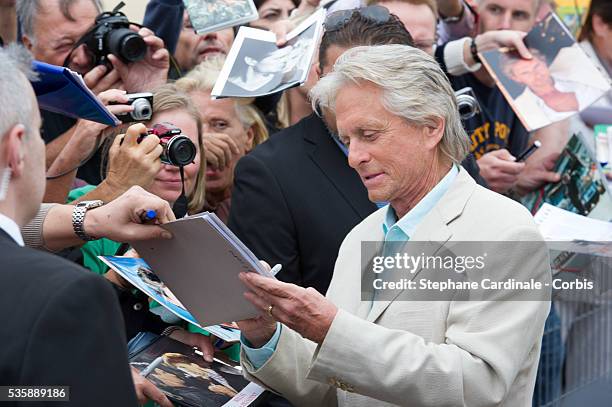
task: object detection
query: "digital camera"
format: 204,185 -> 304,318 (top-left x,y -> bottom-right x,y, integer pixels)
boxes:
455,87 -> 481,121
82,2 -> 146,67
140,123 -> 197,167
112,92 -> 153,123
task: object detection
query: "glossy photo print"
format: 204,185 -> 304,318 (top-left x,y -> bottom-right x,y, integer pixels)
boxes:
212,9 -> 325,98
480,12 -> 611,131
183,0 -> 259,34
130,336 -> 264,406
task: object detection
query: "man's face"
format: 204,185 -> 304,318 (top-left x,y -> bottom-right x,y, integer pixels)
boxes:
24,0 -> 98,68
508,56 -> 553,93
377,1 -> 437,55
318,45 -> 349,134
174,11 -> 234,72
295,44 -> 320,98
478,0 -> 537,33
335,81 -> 438,204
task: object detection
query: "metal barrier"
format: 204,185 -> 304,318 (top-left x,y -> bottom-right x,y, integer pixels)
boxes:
533,255 -> 612,407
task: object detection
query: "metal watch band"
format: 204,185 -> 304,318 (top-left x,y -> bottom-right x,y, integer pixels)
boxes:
161,326 -> 182,337
72,200 -> 103,241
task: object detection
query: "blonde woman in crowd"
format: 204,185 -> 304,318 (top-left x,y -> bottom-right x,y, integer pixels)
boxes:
177,57 -> 269,223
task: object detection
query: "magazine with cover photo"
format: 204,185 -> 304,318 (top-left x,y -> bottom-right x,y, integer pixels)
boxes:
98,256 -> 241,343
212,8 -> 325,98
183,0 -> 259,35
130,335 -> 265,407
521,134 -> 612,221
479,12 -> 611,131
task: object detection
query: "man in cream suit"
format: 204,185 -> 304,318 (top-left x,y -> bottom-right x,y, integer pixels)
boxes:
236,45 -> 552,406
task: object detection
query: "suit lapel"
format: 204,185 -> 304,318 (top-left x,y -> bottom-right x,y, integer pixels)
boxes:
366,211 -> 452,323
365,168 -> 477,323
354,210 -> 386,319
303,115 -> 378,219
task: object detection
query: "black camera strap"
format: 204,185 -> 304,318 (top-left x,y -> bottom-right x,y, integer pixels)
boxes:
172,165 -> 188,219
62,1 -> 145,69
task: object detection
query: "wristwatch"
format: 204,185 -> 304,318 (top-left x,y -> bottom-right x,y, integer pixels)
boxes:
72,200 -> 104,241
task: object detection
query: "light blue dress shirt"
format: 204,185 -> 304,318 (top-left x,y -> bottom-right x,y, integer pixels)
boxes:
241,323 -> 282,369
241,166 -> 459,369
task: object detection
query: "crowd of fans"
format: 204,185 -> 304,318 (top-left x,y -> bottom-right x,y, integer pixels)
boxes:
0,0 -> 610,405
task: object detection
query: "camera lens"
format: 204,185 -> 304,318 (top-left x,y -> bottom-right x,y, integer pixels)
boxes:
456,95 -> 477,120
130,98 -> 152,121
106,28 -> 146,63
164,136 -> 197,167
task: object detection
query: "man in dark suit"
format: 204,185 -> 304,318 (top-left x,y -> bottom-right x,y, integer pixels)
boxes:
228,9 -> 485,294
0,234 -> 138,406
227,12 -> 416,294
0,44 -> 140,406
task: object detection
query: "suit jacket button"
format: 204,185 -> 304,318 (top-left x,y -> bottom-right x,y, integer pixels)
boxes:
133,303 -> 143,311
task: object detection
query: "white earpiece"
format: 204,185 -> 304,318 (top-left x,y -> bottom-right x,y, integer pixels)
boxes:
0,167 -> 12,201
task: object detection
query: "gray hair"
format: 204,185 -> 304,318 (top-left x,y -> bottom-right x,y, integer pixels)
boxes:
310,44 -> 469,164
0,44 -> 38,141
17,0 -> 103,39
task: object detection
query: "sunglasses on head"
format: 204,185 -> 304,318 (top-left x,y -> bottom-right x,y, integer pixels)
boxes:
324,5 -> 391,32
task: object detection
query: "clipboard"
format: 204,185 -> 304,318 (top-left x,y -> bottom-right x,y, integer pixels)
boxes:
31,61 -> 120,126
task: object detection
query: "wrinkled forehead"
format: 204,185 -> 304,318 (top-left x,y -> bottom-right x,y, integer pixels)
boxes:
335,81 -> 387,124
38,0 -> 99,22
34,0 -> 98,36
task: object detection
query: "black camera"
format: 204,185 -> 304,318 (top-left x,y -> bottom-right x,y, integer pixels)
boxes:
82,2 -> 146,67
112,92 -> 154,123
141,123 -> 197,167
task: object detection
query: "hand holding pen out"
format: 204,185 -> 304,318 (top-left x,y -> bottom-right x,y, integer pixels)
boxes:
83,186 -> 175,242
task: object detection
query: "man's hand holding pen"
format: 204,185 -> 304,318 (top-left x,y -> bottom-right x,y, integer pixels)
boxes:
83,185 -> 176,242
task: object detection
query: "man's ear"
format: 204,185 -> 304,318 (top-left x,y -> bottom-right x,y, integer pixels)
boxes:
21,35 -> 34,51
245,125 -> 255,152
422,117 -> 446,150
2,125 -> 27,178
592,15 -> 609,38
315,63 -> 323,79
